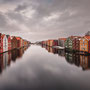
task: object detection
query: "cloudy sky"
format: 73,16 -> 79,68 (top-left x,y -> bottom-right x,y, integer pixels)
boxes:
0,0 -> 90,42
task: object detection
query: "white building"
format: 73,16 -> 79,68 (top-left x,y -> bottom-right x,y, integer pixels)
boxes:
2,34 -> 8,52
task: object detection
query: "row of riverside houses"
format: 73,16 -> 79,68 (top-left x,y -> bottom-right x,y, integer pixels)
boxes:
0,33 -> 30,54
38,31 -> 90,54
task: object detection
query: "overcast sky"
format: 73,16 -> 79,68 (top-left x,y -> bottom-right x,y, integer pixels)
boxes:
0,0 -> 89,42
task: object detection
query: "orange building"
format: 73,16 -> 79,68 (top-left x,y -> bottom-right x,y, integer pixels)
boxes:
23,40 -> 28,46
49,40 -> 53,47
47,40 -> 58,47
47,40 -> 50,46
79,37 -> 88,52
84,36 -> 90,53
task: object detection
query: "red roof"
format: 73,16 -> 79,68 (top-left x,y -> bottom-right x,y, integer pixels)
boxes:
1,34 -> 5,38
16,37 -> 21,40
84,36 -> 90,40
58,38 -> 67,41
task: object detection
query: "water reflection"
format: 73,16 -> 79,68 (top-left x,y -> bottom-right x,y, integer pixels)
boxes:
65,53 -> 90,71
0,45 -> 90,90
41,45 -> 90,71
0,46 -> 29,74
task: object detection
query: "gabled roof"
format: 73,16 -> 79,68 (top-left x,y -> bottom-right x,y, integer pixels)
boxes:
16,37 -> 22,40
16,37 -> 21,40
6,35 -> 10,38
85,31 -> 90,36
70,36 -> 81,38
1,34 -> 5,38
84,36 -> 90,40
79,37 -> 89,41
58,38 -> 67,41
11,36 -> 16,39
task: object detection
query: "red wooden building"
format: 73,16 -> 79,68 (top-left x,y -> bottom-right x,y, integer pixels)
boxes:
0,34 -> 5,53
6,35 -> 11,51
72,36 -> 81,51
11,36 -> 18,50
16,37 -> 23,48
0,33 -> 2,53
53,40 -> 58,46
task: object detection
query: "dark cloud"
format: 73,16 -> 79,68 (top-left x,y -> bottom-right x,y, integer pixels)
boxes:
15,3 -> 29,12
0,12 -> 8,27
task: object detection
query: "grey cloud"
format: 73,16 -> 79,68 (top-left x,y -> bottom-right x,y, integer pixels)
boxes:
7,11 -> 26,23
0,0 -> 89,42
0,12 -> 8,27
0,0 -> 25,3
15,3 -> 29,12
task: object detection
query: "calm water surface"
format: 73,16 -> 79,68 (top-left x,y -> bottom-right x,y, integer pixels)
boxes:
0,45 -> 90,90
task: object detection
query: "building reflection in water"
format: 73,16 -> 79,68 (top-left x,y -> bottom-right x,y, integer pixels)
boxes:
42,45 -> 59,55
65,53 -> 80,66
65,53 -> 90,70
0,46 -> 29,74
41,45 -> 90,71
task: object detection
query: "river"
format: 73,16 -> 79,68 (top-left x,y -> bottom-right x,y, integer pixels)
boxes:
0,45 -> 90,90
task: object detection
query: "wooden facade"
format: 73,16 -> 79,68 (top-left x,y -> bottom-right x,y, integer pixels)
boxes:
53,40 -> 58,46
6,35 -> 11,51
47,40 -> 50,46
84,36 -> 90,53
72,36 -> 81,51
11,36 -> 18,50
79,37 -> 88,52
16,37 -> 23,48
58,38 -> 66,47
65,36 -> 73,50
49,40 -> 53,47
0,33 -> 30,54
0,33 -> 3,53
2,34 -> 8,52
